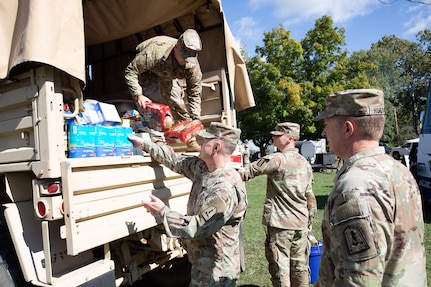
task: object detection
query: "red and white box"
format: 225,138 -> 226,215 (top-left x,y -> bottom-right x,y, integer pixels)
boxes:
165,120 -> 204,143
140,102 -> 173,132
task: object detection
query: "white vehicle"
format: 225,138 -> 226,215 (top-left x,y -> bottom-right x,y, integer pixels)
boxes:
0,1 -> 254,286
417,84 -> 431,202
390,138 -> 419,160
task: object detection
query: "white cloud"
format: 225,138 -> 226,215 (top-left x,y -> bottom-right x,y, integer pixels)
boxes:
232,16 -> 265,52
403,13 -> 431,38
229,0 -> 431,55
402,5 -> 431,38
234,16 -> 260,39
248,0 -> 378,24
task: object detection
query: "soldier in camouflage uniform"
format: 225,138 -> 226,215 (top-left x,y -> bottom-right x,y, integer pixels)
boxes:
314,89 -> 427,286
128,122 -> 247,287
125,29 -> 202,152
237,122 -> 317,287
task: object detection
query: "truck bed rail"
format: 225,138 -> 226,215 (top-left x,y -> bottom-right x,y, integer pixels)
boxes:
60,155 -> 191,255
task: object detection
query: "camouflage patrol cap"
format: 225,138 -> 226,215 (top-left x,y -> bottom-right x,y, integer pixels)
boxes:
197,122 -> 241,145
270,122 -> 300,140
314,88 -> 385,121
178,29 -> 202,61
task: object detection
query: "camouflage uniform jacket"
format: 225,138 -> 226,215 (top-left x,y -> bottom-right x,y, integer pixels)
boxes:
238,148 -> 316,230
124,36 -> 202,117
316,147 -> 427,287
144,142 -> 248,280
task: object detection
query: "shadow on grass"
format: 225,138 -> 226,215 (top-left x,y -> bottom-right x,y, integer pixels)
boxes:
316,195 -> 329,210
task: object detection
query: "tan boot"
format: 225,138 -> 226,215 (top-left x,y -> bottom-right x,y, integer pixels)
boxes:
186,138 -> 201,152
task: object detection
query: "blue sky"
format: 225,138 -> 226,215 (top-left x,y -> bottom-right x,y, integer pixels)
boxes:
221,0 -> 431,56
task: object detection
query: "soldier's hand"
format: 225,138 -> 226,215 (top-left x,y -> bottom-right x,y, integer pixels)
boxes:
128,134 -> 150,150
146,129 -> 166,145
142,194 -> 166,217
308,224 -> 313,233
136,95 -> 152,113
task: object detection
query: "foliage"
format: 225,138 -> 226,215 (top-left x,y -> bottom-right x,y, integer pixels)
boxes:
238,14 -> 431,148
373,36 -> 429,142
239,26 -> 315,151
239,17 -> 353,150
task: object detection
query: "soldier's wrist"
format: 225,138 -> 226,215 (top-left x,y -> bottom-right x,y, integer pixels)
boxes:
133,94 -> 143,101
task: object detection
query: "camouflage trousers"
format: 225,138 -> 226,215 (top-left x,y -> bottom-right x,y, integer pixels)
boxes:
140,72 -> 200,122
265,226 -> 310,287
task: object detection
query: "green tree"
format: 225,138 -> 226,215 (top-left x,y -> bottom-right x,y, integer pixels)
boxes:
239,25 -> 317,152
369,34 -> 431,143
299,16 -> 355,137
301,16 -> 346,85
238,16 -> 377,148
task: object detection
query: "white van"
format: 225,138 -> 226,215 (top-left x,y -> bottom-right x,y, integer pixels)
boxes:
390,138 -> 419,160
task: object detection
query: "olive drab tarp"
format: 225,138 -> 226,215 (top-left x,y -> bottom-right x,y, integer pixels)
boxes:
0,0 -> 254,111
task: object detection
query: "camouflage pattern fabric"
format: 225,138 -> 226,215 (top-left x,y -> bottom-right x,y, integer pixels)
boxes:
238,148 -> 316,229
315,147 -> 427,287
237,148 -> 316,287
125,35 -> 202,120
270,122 -> 300,139
314,88 -> 384,121
142,141 -> 248,286
265,227 -> 310,287
197,122 -> 241,145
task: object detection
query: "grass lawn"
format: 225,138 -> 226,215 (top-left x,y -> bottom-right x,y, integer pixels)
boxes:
237,171 -> 431,286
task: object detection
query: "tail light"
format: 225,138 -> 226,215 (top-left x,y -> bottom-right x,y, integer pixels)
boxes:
36,201 -> 49,218
32,179 -> 64,220
60,202 -> 65,214
47,183 -> 59,193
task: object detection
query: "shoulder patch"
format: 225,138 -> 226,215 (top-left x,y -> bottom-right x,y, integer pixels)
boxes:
344,224 -> 370,254
201,205 -> 217,221
255,158 -> 270,172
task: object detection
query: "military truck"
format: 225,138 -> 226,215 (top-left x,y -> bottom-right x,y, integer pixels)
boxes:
0,0 -> 254,286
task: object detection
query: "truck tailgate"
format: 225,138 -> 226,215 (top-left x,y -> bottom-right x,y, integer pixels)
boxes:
60,155 -> 191,255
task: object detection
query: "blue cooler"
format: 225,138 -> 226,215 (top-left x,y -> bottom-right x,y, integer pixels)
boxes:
309,241 -> 323,284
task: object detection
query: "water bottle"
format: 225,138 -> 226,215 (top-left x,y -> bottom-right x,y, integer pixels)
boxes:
308,233 -> 318,245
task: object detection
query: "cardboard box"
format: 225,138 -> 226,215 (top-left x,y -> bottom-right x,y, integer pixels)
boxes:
95,102 -> 122,126
165,120 -> 204,143
82,101 -> 102,125
95,126 -> 115,157
141,102 -> 173,131
115,127 -> 133,156
68,124 -> 96,158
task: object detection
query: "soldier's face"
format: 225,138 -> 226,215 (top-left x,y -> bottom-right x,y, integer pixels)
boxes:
272,134 -> 289,149
198,137 -> 215,159
322,116 -> 344,156
174,44 -> 187,66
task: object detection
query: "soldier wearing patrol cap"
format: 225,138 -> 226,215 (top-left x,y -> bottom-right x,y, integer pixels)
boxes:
314,89 -> 427,286
128,122 -> 247,286
237,122 -> 317,287
125,29 -> 203,152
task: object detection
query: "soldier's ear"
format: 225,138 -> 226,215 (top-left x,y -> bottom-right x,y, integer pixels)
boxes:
344,120 -> 354,137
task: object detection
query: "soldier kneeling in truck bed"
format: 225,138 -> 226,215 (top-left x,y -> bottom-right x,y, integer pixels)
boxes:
125,29 -> 203,152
